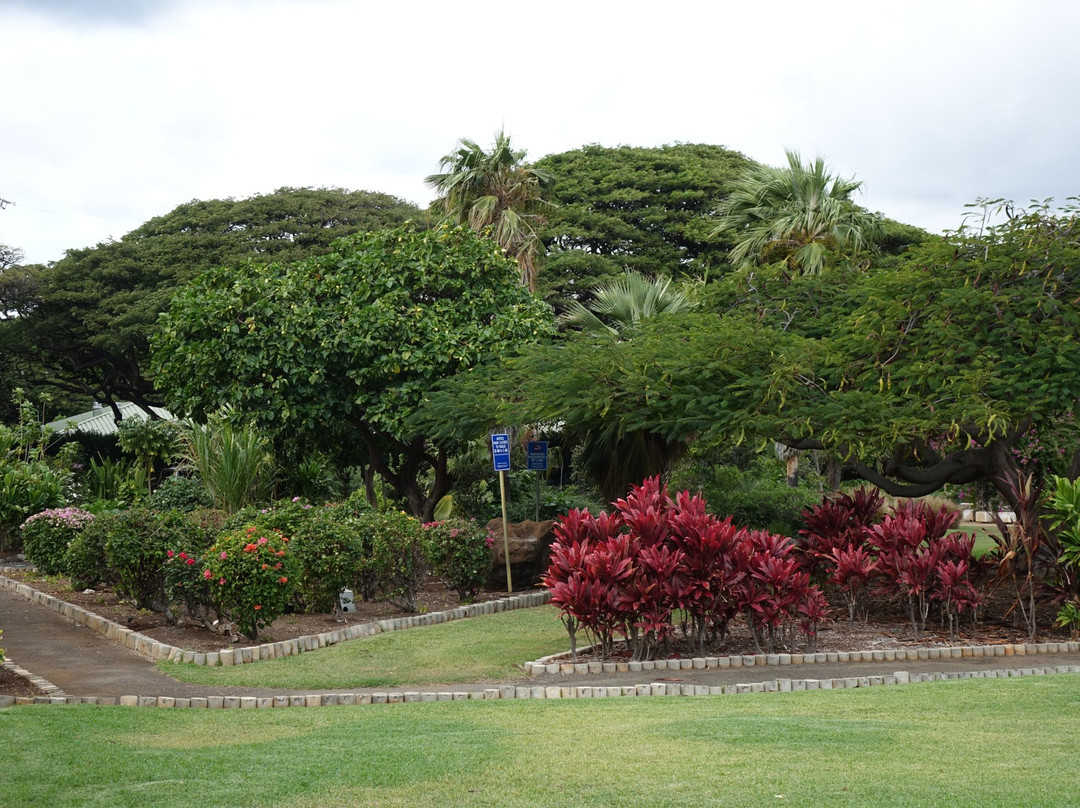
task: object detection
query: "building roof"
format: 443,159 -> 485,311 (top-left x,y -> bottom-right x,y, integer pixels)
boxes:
46,401 -> 175,436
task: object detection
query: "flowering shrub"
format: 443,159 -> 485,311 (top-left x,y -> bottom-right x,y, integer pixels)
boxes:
162,548 -> 216,624
64,515 -> 113,590
104,508 -> 193,610
19,508 -> 95,575
288,507 -> 366,613
424,517 -> 494,601
203,525 -> 298,640
357,511 -> 428,612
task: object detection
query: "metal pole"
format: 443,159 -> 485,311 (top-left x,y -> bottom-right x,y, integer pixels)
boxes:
500,469 -> 513,593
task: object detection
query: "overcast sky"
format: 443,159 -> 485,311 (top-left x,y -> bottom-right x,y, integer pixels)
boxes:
3,0 -> 1079,265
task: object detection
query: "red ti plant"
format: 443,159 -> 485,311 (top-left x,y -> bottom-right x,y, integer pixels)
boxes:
618,542 -> 684,659
828,544 -> 878,623
798,487 -> 884,582
544,507 -> 622,660
666,490 -> 743,655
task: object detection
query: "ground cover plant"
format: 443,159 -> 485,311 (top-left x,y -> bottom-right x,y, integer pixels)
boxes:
2,676 -> 1080,807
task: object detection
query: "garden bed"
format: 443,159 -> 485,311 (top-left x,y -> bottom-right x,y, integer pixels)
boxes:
0,560 -> 537,654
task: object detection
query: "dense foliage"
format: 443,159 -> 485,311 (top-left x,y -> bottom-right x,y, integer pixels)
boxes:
153,222 -> 554,520
1,187 -> 422,416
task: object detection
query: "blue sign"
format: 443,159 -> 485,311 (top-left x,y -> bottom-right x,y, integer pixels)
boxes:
527,441 -> 548,471
491,433 -> 511,472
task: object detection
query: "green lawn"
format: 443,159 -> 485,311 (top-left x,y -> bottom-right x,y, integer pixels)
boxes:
158,605 -> 570,689
3,675 -> 1079,807
955,523 -> 1001,557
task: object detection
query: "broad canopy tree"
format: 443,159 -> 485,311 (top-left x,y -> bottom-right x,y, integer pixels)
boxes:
2,187 -> 422,420
151,222 -> 553,521
419,201 -> 1080,519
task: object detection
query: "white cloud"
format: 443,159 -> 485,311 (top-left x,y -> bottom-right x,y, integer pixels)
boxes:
3,0 -> 1080,263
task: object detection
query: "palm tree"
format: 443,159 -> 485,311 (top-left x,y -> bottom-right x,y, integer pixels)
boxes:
425,130 -> 554,292
558,271 -> 699,501
558,270 -> 697,335
712,150 -> 880,274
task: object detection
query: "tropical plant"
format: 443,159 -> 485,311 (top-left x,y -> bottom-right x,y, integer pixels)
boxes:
179,414 -> 274,514
426,130 -> 554,291
558,270 -> 697,335
116,417 -> 179,495
711,149 -> 880,274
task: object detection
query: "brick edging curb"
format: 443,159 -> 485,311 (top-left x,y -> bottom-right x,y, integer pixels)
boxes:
2,664 -> 1078,708
0,570 -> 550,667
523,639 -> 1080,677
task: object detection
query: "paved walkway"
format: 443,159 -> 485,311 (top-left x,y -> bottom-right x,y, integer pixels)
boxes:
3,582 -> 1080,702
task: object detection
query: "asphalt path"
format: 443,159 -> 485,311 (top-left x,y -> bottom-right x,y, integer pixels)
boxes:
3,583 -> 1080,701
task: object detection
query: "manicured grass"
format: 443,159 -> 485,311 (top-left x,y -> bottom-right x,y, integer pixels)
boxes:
3,675 -> 1080,807
157,605 -> 570,689
955,523 -> 1002,557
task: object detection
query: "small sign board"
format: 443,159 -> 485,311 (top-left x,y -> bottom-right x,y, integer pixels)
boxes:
527,440 -> 548,471
491,433 -> 511,472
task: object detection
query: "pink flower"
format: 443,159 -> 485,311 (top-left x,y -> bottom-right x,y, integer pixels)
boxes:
219,578 -> 226,585
203,569 -> 212,579
220,552 -> 228,559
257,537 -> 268,545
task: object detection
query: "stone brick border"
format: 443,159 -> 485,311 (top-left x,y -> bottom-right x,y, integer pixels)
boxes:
2,664 -> 1078,708
523,640 -> 1080,677
0,569 -> 550,666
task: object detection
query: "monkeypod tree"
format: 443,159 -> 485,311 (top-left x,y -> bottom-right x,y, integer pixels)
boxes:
2,187 -> 422,418
152,223 -> 553,521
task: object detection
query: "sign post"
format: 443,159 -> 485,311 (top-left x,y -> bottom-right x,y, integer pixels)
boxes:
527,441 -> 548,521
491,433 -> 513,593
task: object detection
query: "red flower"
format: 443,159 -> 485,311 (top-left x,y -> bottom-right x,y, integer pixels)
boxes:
203,569 -> 212,579
278,576 -> 288,584
167,550 -> 174,558
253,604 -> 262,610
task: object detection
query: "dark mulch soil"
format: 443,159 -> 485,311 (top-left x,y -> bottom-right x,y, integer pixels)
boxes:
0,665 -> 46,699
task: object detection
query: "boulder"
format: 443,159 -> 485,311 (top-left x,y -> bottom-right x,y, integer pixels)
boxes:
485,519 -> 557,589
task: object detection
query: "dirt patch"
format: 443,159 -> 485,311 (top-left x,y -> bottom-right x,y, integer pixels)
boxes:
0,665 -> 47,699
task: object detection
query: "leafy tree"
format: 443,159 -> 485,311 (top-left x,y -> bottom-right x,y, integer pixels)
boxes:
420,200 -> 1080,522
426,130 -> 554,292
2,187 -> 422,418
533,143 -> 758,304
711,150 -> 882,275
152,223 -> 553,521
